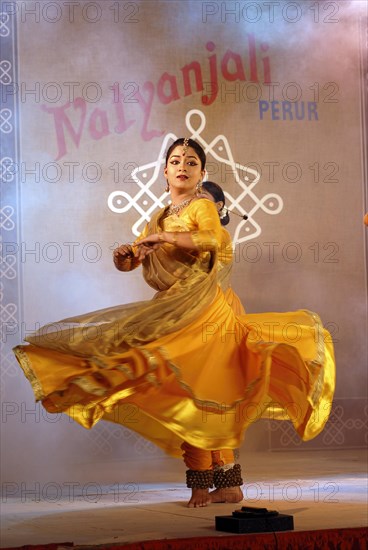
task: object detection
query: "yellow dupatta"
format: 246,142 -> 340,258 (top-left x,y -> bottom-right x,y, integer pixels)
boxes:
22,202 -> 221,358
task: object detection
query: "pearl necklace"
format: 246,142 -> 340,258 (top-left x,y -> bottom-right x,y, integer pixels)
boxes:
167,196 -> 195,216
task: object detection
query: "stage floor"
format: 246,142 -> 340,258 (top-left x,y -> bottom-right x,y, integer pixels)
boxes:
1,449 -> 367,548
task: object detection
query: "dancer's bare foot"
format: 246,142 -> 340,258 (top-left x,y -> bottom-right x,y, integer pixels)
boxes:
187,488 -> 211,508
210,486 -> 244,503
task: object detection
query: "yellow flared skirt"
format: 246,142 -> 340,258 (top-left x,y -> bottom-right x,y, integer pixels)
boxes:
14,287 -> 335,458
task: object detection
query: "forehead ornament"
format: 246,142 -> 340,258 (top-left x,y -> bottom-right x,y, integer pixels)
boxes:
182,137 -> 190,155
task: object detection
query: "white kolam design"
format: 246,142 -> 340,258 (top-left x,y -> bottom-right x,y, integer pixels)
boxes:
108,109 -> 283,245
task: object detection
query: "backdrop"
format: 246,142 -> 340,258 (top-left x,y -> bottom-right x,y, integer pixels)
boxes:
1,0 -> 367,493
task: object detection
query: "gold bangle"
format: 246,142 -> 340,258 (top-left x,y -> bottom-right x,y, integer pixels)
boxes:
172,232 -> 178,245
158,232 -> 165,242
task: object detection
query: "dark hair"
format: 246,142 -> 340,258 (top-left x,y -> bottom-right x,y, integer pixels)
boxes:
165,138 -> 206,170
202,181 -> 230,226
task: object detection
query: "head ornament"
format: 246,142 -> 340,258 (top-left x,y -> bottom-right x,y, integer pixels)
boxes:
182,137 -> 190,154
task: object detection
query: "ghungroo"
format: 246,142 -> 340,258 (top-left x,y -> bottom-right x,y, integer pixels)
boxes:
186,469 -> 214,489
213,464 -> 243,488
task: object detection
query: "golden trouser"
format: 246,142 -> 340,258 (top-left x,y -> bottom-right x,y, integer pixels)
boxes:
181,442 -> 235,470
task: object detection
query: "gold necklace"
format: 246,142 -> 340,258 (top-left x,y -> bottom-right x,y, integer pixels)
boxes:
167,196 -> 195,216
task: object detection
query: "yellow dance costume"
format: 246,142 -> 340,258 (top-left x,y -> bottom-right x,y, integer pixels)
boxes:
14,199 -> 335,459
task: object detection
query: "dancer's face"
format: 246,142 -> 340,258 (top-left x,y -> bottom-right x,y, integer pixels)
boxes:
164,146 -> 205,194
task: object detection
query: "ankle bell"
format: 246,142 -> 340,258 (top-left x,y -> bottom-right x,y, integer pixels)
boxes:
186,469 -> 214,489
213,463 -> 243,488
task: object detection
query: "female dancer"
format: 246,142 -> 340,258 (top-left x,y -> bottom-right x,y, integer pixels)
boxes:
14,138 -> 335,508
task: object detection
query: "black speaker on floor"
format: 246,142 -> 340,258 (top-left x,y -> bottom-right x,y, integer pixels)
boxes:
215,506 -> 294,534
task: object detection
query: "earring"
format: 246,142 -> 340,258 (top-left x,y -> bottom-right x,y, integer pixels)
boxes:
219,207 -> 228,219
165,181 -> 170,193
196,181 -> 202,193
